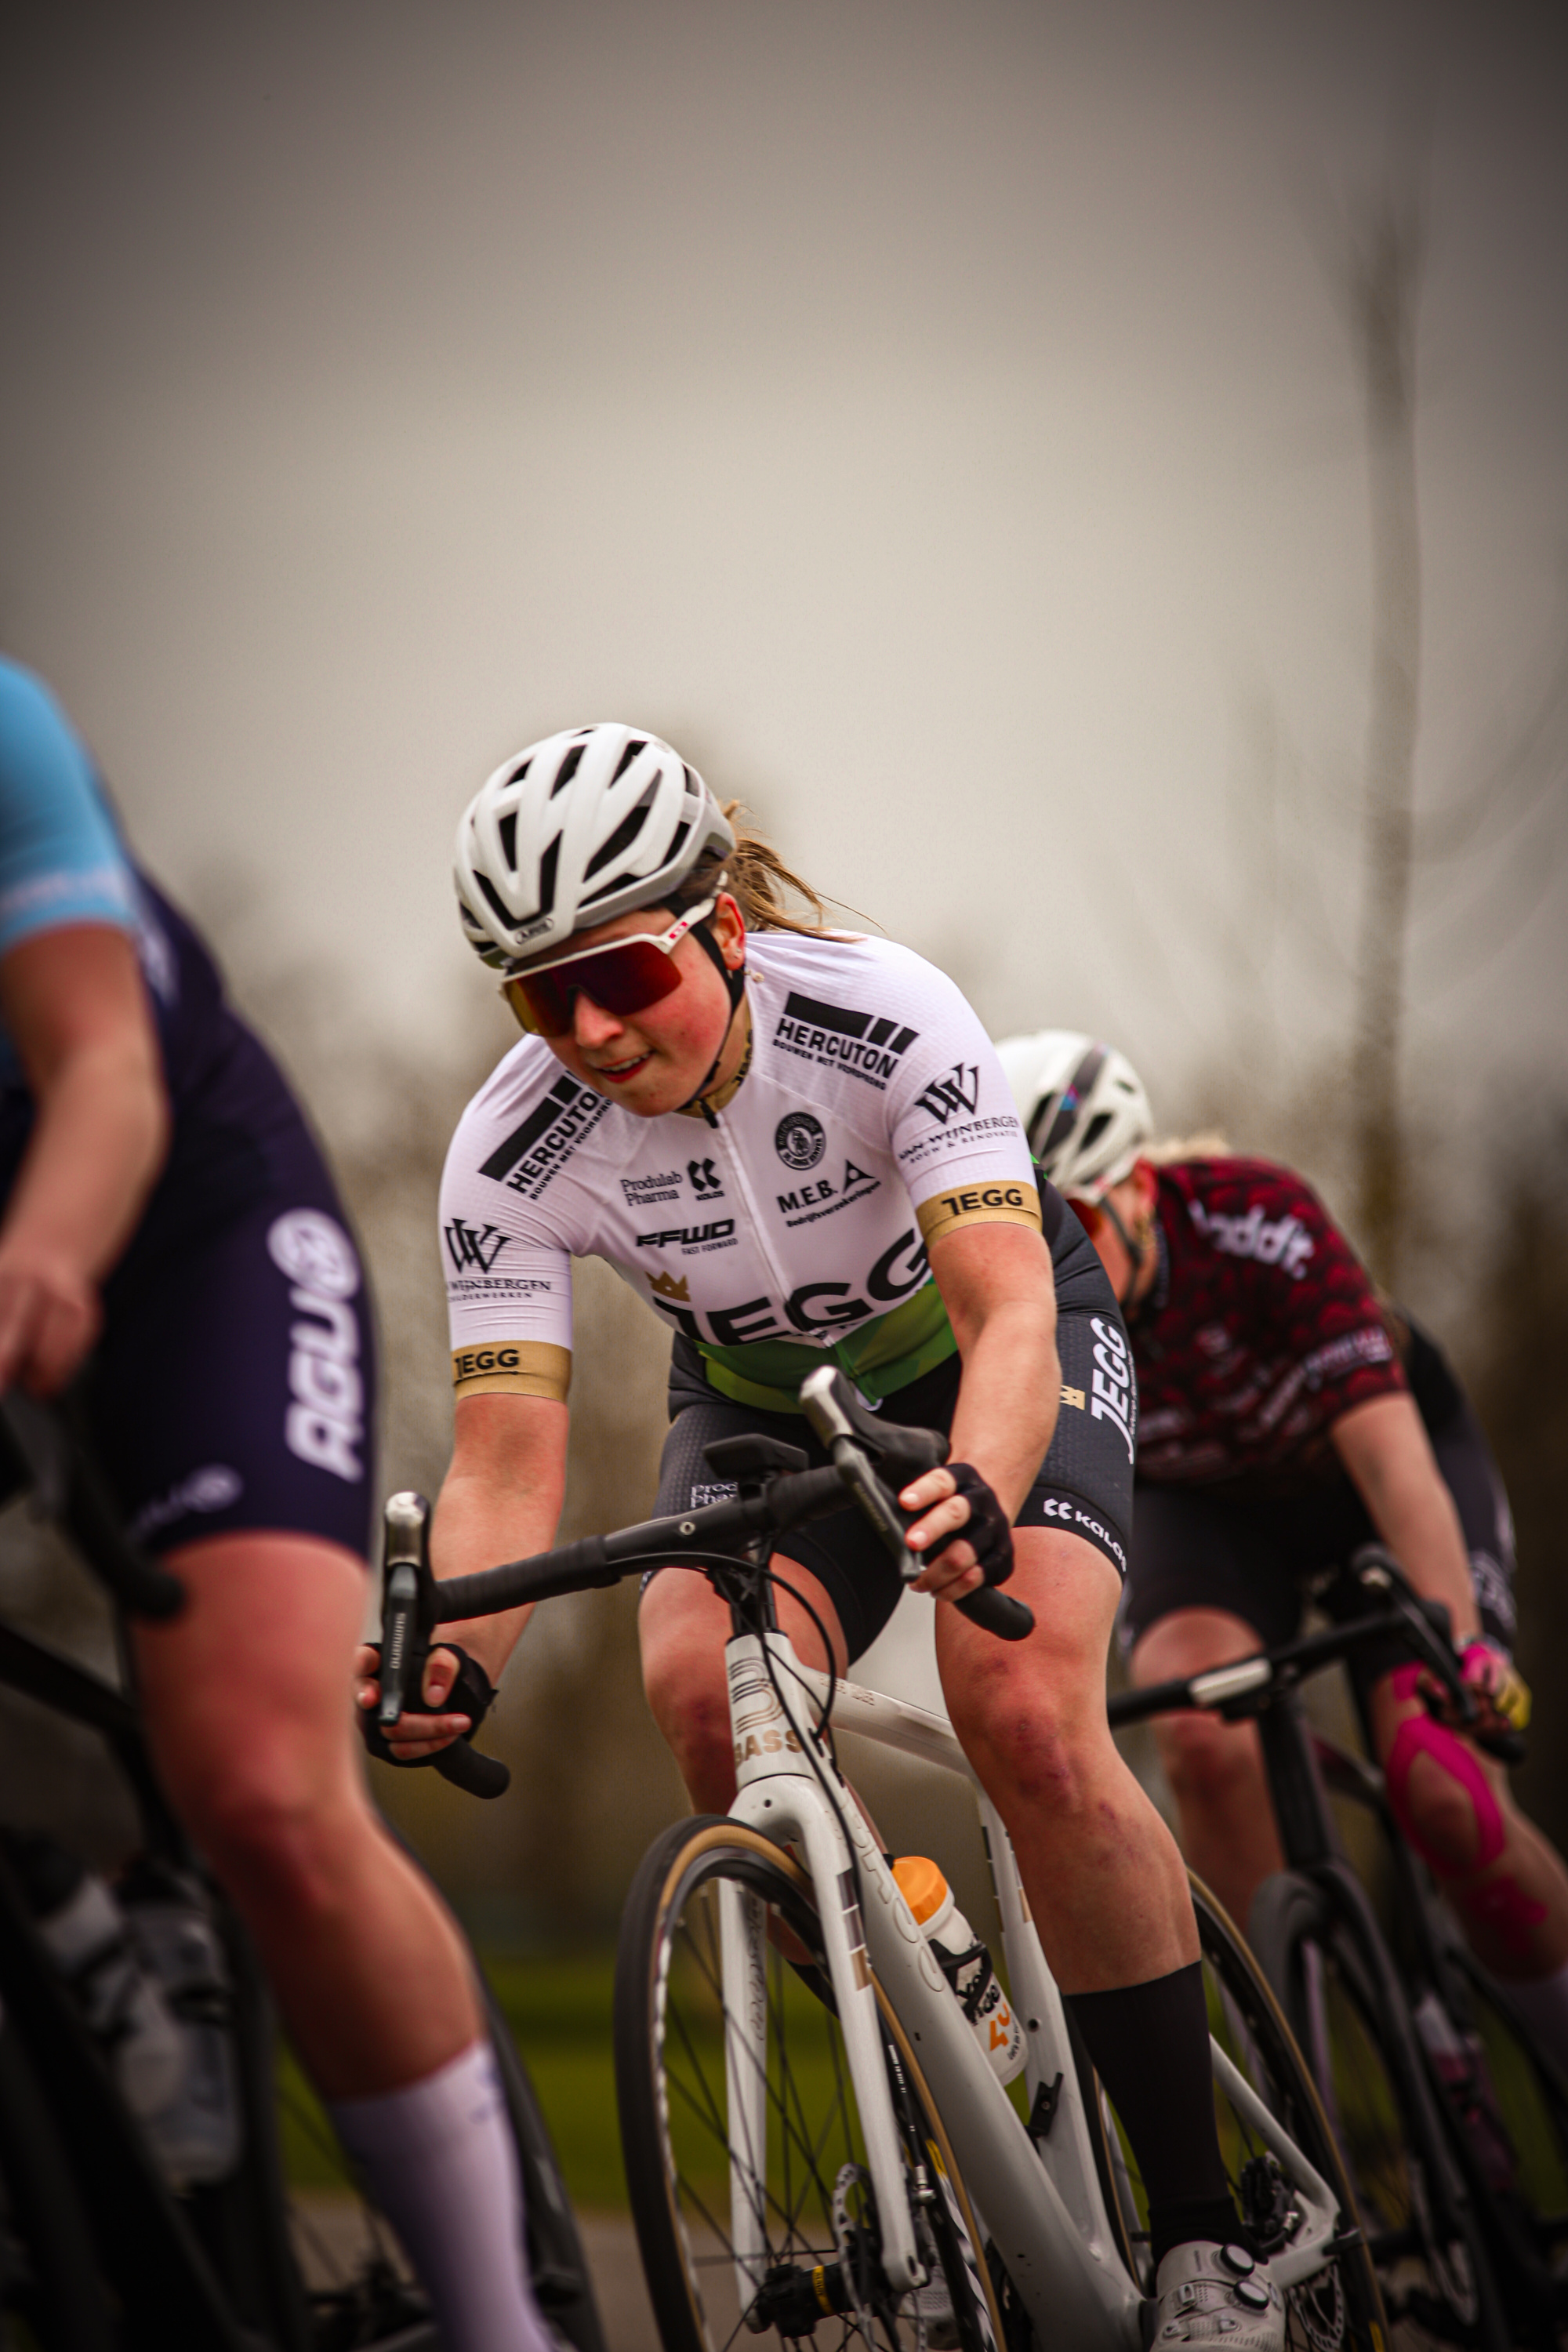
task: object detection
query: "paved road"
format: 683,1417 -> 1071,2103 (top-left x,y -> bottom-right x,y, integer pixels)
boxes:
294,2194 -> 661,2351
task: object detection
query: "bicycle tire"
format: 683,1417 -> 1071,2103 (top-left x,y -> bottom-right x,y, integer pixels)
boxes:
615,1816 -> 1004,2352
277,1821 -> 603,2352
1250,1870 -> 1508,2352
1188,1877 -> 1388,2351
0,2021 -> 117,2351
482,1975 -> 608,2352
1436,1948 -> 1568,2350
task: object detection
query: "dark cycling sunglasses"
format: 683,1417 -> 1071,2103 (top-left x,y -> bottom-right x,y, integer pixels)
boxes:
499,898 -> 717,1037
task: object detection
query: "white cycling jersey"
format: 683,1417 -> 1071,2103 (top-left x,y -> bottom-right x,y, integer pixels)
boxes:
440,931 -> 1040,1414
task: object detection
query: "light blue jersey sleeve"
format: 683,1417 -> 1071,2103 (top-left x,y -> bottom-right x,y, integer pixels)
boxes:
0,659 -> 139,959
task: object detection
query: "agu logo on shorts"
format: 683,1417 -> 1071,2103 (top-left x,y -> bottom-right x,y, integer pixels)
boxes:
267,1211 -> 365,1484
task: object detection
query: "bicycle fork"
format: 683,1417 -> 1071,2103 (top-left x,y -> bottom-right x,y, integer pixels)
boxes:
722,1632 -> 1146,2348
723,1633 -> 924,2299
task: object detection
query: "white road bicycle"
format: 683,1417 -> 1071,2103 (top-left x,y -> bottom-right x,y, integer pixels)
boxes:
405,1368 -> 1387,2352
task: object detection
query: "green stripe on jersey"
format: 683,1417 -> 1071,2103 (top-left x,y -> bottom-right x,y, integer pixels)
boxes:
697,1280 -> 956,1414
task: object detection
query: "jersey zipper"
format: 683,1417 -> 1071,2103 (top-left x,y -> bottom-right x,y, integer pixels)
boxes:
704,1102 -> 833,1355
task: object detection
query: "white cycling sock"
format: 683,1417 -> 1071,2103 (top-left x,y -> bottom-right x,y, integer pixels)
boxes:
328,2040 -> 555,2352
1502,1955 -> 1568,2079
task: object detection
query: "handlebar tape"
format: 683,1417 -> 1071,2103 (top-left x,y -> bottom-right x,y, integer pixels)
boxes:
956,1584 -> 1034,1641
433,1741 -> 511,1798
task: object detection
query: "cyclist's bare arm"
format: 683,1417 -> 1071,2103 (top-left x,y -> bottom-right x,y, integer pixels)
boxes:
1330,1392 -> 1479,1642
902,1220 -> 1060,1595
357,1390 -> 568,1759
0,926 -> 169,1393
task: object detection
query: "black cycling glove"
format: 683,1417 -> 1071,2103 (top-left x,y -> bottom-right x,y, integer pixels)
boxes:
905,1462 -> 1015,1587
358,1640 -> 497,1769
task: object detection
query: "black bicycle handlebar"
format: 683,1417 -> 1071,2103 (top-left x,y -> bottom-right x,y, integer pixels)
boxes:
1107,1551 -> 1525,1766
0,1393 -> 184,1622
372,1373 -> 1037,1799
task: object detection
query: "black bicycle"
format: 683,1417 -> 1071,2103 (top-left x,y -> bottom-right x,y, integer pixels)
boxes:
1110,1552 -> 1568,2352
0,1391 -> 604,2352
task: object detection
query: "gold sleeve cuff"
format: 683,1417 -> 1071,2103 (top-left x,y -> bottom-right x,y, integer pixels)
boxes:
916,1182 -> 1043,1251
451,1341 -> 572,1403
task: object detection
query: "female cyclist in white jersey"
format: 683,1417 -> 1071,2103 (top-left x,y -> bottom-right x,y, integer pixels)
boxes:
366,725 -> 1290,2348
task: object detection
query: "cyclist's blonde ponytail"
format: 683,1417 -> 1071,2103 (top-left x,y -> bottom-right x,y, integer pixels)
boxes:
679,802 -> 843,938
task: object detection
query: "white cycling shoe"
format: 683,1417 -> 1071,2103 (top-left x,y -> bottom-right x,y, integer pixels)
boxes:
1150,2241 -> 1284,2347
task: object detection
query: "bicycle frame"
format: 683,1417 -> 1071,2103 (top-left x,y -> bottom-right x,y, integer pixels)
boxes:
719,1621 -> 1343,2348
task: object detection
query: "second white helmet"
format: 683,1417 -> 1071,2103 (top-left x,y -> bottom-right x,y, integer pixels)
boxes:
993,1031 -> 1152,1199
455,724 -> 736,967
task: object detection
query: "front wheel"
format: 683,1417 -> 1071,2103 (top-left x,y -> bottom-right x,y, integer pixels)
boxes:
1250,1870 -> 1507,2351
1188,1876 -> 1388,2351
615,1817 -> 1004,2352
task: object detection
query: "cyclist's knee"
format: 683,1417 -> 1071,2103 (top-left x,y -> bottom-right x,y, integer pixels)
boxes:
948,1673 -> 1096,1820
641,1642 -> 735,1811
1156,1711 -> 1263,1817
1383,1711 -> 1508,1880
174,1750 -> 361,1916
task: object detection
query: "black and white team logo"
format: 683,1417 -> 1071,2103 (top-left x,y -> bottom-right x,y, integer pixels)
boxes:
915,1063 -> 982,1125
266,1210 -> 365,1485
775,1112 -> 827,1171
267,1208 -> 361,1298
688,1156 -> 723,1198
444,1219 -> 513,1274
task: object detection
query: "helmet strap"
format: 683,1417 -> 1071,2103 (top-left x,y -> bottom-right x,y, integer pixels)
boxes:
1097,1190 -> 1149,1311
674,914 -> 748,1123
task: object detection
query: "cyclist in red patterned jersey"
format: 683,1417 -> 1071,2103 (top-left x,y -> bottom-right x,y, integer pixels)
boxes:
997,1029 -> 1568,2077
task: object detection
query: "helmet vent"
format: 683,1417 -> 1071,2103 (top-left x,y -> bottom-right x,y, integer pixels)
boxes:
498,811 -> 517,869
535,838 -> 561,918
1080,1111 -> 1112,1159
550,742 -> 586,797
612,738 -> 647,783
477,872 -> 516,927
585,799 -> 655,884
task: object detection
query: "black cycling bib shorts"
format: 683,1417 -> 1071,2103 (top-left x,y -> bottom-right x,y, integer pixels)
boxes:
646,1203 -> 1134,1663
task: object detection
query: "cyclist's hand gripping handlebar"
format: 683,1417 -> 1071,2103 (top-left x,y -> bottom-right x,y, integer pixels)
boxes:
1348,1548 -> 1528,1766
798,1369 -> 1033,1642
0,1392 -> 184,1621
365,1492 -> 510,1798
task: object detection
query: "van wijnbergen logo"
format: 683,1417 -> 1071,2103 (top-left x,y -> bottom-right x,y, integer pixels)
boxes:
915,1064 -> 982,1124
444,1219 -> 513,1273
775,1112 -> 827,1171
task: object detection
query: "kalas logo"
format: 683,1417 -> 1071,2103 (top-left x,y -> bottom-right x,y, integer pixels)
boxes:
688,1156 -> 722,1198
775,1112 -> 827,1172
444,1219 -> 513,1273
915,1064 -> 981,1124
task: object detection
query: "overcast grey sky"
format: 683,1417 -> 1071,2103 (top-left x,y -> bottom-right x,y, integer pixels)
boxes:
4,0 -> 1565,1138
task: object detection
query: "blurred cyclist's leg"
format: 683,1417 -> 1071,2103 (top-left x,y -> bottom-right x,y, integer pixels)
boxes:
135,1532 -> 555,2352
1131,1605 -> 1283,1932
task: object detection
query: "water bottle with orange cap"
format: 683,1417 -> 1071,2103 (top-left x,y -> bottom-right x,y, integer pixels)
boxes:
892,1855 -> 1026,2085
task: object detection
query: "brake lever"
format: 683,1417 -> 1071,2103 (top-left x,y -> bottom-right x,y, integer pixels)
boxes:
378,1491 -> 437,1730
373,1493 -> 512,1798
799,1368 -> 1034,1642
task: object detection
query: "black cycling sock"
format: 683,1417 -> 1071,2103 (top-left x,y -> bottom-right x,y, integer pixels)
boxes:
1064,1960 -> 1241,2270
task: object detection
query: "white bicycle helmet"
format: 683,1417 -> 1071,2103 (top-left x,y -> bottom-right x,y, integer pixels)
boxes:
993,1031 -> 1152,1200
454,724 -> 736,967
